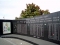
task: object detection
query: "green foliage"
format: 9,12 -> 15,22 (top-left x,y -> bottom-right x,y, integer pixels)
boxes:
43,10 -> 50,15
20,3 -> 41,18
15,17 -> 18,20
15,3 -> 50,19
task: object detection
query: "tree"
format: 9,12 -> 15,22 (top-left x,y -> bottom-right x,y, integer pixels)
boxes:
15,3 -> 50,19
15,17 -> 18,20
20,3 -> 42,18
43,10 -> 50,15
15,17 -> 22,20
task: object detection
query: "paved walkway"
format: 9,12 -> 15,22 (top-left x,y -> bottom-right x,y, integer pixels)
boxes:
0,38 -> 13,45
0,38 -> 33,45
1,34 -> 58,45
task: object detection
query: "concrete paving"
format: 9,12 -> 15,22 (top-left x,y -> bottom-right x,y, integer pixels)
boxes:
2,38 -> 33,45
1,34 -> 59,45
0,38 -> 13,45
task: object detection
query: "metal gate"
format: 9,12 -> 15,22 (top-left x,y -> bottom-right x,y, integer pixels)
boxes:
32,24 -> 44,38
17,24 -> 27,34
48,23 -> 58,40
17,24 -> 21,34
13,23 -> 17,33
30,24 -> 34,36
37,24 -> 44,38
33,24 -> 37,37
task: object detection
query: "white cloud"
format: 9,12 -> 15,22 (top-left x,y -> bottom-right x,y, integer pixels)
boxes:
0,0 -> 60,19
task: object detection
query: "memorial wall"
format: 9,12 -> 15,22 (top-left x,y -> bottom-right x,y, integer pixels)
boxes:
0,11 -> 60,41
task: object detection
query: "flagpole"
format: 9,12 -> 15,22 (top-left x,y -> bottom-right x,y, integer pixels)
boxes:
3,16 -> 5,19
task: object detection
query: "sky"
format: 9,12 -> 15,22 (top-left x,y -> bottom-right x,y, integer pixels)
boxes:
0,0 -> 60,19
